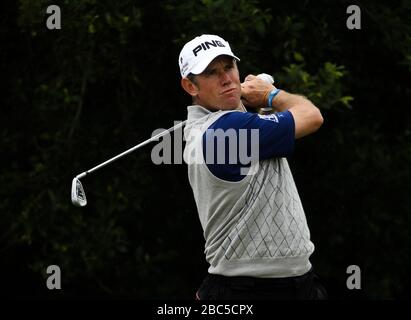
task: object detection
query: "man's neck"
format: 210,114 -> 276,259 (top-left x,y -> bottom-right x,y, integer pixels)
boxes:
194,101 -> 246,112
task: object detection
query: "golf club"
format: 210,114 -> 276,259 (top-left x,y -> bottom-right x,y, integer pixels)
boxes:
256,73 -> 275,113
71,120 -> 187,207
71,73 -> 274,207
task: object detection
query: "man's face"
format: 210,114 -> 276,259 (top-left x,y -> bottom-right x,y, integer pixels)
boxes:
193,55 -> 241,110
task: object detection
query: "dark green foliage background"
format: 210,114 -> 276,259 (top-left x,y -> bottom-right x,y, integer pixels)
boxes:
1,0 -> 410,299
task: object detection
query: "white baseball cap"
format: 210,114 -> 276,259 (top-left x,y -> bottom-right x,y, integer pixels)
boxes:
178,34 -> 240,78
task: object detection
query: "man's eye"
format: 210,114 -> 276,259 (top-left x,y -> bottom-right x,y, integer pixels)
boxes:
204,69 -> 216,76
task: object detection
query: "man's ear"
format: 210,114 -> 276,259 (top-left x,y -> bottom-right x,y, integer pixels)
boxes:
181,77 -> 199,97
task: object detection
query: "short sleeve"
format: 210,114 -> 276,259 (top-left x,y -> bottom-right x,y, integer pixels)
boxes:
202,110 -> 295,181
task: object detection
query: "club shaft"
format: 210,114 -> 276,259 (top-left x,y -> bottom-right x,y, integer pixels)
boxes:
76,120 -> 186,179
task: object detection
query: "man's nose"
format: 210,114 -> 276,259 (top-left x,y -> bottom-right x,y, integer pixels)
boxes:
219,71 -> 231,85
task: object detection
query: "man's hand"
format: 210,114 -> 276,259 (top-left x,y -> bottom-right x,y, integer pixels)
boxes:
241,74 -> 324,139
241,74 -> 277,108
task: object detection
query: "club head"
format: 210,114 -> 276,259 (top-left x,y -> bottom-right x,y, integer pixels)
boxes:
71,177 -> 87,207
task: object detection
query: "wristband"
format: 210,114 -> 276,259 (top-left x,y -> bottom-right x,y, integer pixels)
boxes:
267,88 -> 281,107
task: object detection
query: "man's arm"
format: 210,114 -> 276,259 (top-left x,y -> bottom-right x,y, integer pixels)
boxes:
241,74 -> 324,139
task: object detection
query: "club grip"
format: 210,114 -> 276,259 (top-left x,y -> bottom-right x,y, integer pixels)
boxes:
256,73 -> 275,113
257,73 -> 274,84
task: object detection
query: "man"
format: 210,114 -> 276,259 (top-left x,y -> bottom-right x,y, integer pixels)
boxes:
180,34 -> 326,299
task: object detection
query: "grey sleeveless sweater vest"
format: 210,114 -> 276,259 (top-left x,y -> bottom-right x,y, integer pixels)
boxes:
184,105 -> 314,278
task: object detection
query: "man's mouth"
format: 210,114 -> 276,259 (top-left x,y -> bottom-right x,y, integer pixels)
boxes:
221,88 -> 237,95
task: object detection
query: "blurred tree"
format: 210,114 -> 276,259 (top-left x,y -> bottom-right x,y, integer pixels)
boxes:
0,0 -> 410,299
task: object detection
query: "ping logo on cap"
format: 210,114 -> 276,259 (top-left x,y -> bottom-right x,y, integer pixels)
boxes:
192,39 -> 226,56
178,34 -> 239,77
